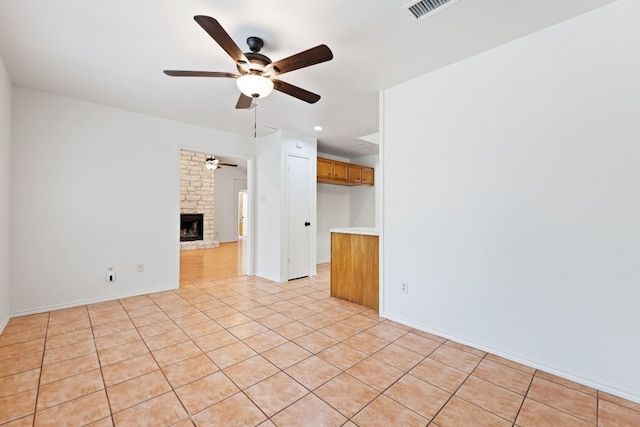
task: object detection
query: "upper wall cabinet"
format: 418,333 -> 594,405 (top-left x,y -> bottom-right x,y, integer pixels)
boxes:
317,157 -> 374,186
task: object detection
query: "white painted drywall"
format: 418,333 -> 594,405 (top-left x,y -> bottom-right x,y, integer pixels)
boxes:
382,0 -> 640,401
0,55 -> 11,332
255,131 -> 284,282
316,183 -> 350,264
10,88 -> 254,315
316,153 -> 351,264
349,154 -> 378,228
213,166 -> 247,243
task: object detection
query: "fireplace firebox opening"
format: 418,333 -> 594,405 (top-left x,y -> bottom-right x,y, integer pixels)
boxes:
180,214 -> 204,242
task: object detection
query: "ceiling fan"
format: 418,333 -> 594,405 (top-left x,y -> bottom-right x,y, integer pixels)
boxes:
164,16 -> 334,109
205,155 -> 237,170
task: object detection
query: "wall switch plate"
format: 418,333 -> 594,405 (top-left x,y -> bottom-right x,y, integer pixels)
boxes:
400,282 -> 409,295
106,267 -> 116,283
136,263 -> 144,272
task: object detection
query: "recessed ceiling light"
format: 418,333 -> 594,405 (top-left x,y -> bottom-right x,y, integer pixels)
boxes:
313,125 -> 323,132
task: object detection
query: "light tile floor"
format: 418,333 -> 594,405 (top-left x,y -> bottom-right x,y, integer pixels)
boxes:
1,264 -> 639,426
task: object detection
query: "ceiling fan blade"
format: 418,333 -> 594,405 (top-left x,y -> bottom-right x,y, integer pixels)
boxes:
273,80 -> 321,104
219,163 -> 238,167
164,70 -> 239,78
194,16 -> 249,65
269,45 -> 333,75
235,93 -> 253,109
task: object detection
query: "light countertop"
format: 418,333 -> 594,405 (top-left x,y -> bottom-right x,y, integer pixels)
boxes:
330,227 -> 379,236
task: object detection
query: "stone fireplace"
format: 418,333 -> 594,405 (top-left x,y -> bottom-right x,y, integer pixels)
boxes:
180,150 -> 219,250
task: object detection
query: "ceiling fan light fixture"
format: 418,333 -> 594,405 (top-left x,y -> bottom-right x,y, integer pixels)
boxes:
205,156 -> 219,170
236,74 -> 274,98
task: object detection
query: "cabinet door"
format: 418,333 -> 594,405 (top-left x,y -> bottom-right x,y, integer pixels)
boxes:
361,167 -> 374,185
333,161 -> 348,182
317,158 -> 334,179
348,165 -> 362,183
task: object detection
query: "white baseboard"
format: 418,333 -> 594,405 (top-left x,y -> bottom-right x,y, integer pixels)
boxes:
381,311 -> 640,405
10,285 -> 178,318
254,271 -> 285,283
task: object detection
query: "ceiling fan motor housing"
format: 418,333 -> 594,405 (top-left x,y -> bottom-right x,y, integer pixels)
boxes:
238,52 -> 272,74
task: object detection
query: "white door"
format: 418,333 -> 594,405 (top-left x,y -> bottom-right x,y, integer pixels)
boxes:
286,154 -> 311,280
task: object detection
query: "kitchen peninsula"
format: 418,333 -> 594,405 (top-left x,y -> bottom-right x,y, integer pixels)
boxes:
330,228 -> 379,310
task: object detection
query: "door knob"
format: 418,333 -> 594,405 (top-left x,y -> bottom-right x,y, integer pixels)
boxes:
304,222 -> 311,227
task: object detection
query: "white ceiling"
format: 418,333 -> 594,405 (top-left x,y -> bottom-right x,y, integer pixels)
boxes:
0,0 -> 616,159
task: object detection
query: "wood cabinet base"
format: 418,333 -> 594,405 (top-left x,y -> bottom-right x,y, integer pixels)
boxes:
330,233 -> 379,310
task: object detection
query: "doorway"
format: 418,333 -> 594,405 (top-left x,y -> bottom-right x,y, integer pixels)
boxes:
178,149 -> 252,285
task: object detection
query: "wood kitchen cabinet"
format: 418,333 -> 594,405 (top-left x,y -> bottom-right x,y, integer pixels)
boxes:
317,157 -> 334,180
361,167 -> 374,185
334,161 -> 348,182
348,165 -> 362,184
317,157 -> 373,186
317,157 -> 347,183
331,230 -> 379,310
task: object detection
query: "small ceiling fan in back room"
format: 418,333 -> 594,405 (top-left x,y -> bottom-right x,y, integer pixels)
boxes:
164,16 -> 334,109
204,155 -> 237,170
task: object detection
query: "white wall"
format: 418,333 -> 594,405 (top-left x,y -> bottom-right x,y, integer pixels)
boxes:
213,166 -> 247,243
382,0 -> 640,401
349,154 -> 378,228
0,56 -> 11,332
316,183 -> 350,263
255,132 -> 283,282
11,88 -> 254,315
316,153 -> 350,264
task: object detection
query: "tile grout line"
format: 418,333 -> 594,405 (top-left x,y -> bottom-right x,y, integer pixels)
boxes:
207,279 -> 314,424
88,303 -> 116,427
11,268 -> 628,427
30,311 -> 51,427
525,372 -> 601,425
201,280 -> 327,424
186,276 -> 373,424
596,390 -> 600,427
151,285 -> 316,424
366,337 -> 447,424
512,368 -> 536,427
423,350 -> 485,426
129,292 -> 201,426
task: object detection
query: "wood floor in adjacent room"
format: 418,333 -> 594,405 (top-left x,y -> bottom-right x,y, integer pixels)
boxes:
180,241 -> 246,284
1,260 -> 639,425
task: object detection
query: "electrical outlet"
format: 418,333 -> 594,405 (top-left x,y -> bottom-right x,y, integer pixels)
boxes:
400,282 -> 409,295
106,267 -> 116,283
136,263 -> 144,273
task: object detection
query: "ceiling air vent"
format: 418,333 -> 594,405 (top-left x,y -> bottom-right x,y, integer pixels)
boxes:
405,0 -> 461,21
